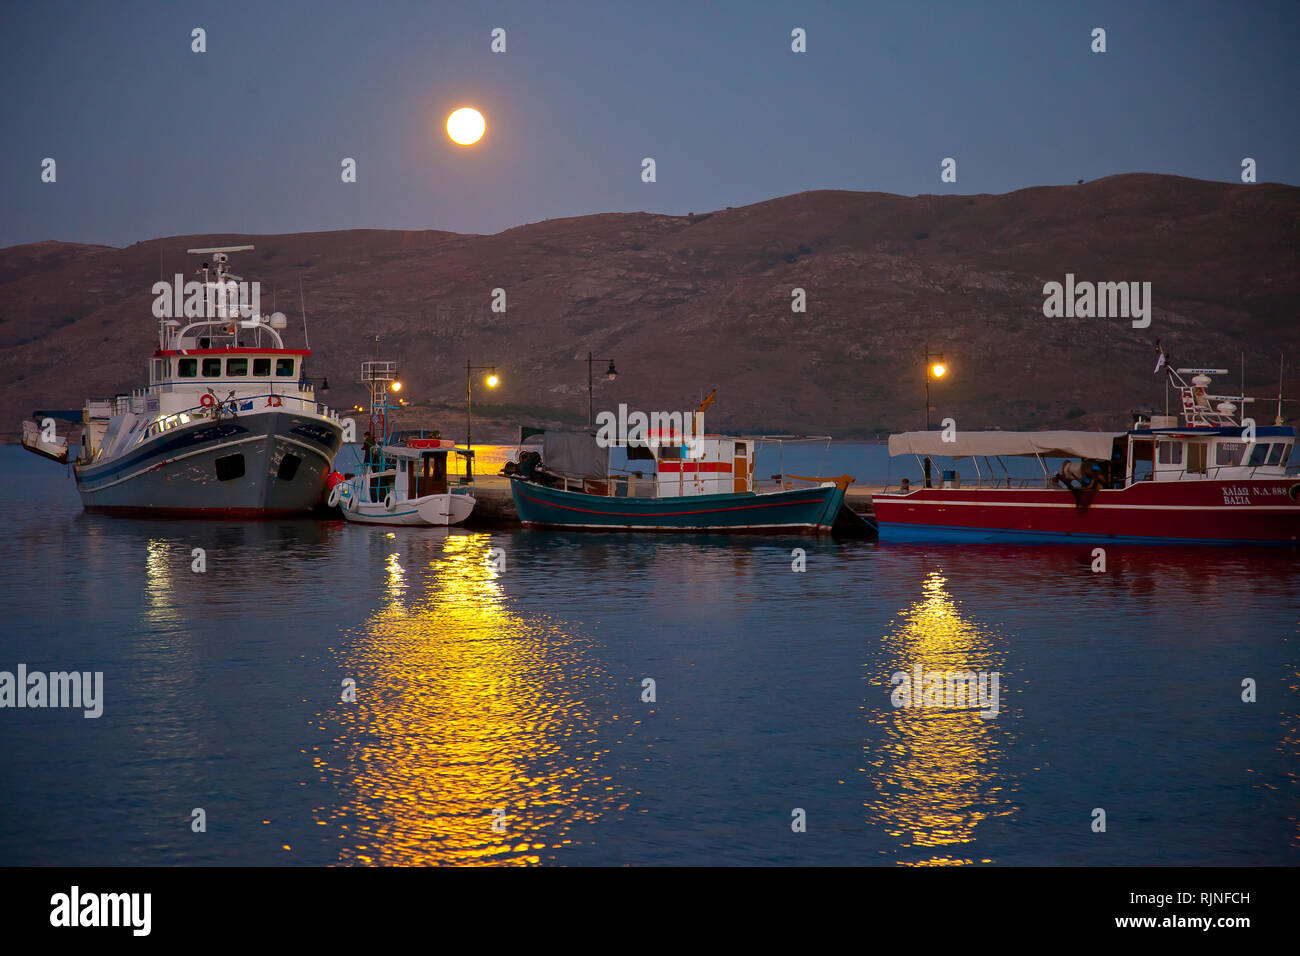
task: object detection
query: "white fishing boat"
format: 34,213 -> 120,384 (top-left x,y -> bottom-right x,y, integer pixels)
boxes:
328,360 -> 476,527
331,437 -> 476,526
20,419 -> 69,464
19,245 -> 345,516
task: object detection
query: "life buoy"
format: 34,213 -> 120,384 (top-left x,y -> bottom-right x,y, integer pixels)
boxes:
266,395 -> 282,407
200,394 -> 216,408
327,484 -> 343,508
1289,482 -> 1300,503
384,492 -> 396,512
346,491 -> 358,511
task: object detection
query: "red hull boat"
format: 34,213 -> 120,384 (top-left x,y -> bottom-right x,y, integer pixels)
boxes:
873,477 -> 1300,543
874,357 -> 1300,544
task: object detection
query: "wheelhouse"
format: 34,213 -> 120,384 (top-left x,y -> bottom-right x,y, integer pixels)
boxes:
1125,425 -> 1293,484
1124,366 -> 1295,484
630,430 -> 754,497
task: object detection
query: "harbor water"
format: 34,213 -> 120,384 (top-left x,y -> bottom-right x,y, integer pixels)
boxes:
0,444 -> 1296,865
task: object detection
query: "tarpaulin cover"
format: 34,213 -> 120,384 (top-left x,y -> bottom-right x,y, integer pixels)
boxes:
887,430 -> 1122,460
542,430 -> 609,478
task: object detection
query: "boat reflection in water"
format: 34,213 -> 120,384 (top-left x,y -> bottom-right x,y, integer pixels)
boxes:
864,569 -> 1018,865
313,532 -> 628,865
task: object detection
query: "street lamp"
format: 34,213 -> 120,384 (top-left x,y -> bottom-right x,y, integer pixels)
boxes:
923,347 -> 949,488
585,352 -> 618,429
466,360 -> 499,480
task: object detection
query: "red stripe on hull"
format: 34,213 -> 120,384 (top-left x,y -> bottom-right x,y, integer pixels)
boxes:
513,486 -> 826,518
872,479 -> 1300,542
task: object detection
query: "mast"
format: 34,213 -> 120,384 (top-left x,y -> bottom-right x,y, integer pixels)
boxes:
1278,353 -> 1286,426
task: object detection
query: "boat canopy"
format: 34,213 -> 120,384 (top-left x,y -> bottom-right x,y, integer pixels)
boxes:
888,430 -> 1123,460
542,431 -> 610,479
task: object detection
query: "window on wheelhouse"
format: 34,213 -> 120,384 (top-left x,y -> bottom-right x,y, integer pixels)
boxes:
253,358 -> 271,376
659,445 -> 682,460
276,358 -> 295,377
1187,442 -> 1208,474
1216,441 -> 1245,466
202,358 -> 222,376
1157,441 -> 1182,465
178,359 -> 198,378
1248,443 -> 1272,467
1268,443 -> 1289,466
1130,439 -> 1154,482
226,358 -> 248,376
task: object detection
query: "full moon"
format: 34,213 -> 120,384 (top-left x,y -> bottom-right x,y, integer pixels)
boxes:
446,107 -> 485,146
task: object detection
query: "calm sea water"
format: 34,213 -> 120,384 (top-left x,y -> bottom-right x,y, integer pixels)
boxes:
0,443 -> 1296,866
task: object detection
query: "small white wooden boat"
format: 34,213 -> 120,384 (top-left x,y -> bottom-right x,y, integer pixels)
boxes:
331,438 -> 475,526
21,419 -> 69,464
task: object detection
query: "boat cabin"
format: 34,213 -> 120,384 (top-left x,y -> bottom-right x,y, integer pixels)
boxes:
1125,368 -> 1294,483
1125,425 -> 1293,483
632,430 -> 754,497
359,439 -> 455,504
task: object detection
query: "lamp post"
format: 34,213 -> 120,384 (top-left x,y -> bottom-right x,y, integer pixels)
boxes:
586,352 -> 618,429
923,347 -> 948,488
466,360 -> 499,480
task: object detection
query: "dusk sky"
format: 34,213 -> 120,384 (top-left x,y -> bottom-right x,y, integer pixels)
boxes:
2,0 -> 1297,249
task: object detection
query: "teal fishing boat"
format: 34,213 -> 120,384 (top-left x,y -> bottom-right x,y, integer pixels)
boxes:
511,477 -> 850,532
507,407 -> 872,534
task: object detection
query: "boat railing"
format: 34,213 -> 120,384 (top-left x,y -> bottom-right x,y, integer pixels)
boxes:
1135,463 -> 1286,483
878,474 -> 1055,493
140,393 -> 341,440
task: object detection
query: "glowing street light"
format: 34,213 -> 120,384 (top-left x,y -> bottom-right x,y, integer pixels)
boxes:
390,381 -> 402,392
923,348 -> 950,488
584,352 -> 619,428
465,361 -> 500,480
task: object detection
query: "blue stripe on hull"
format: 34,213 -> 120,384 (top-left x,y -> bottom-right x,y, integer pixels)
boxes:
76,411 -> 341,515
877,521 -> 1298,546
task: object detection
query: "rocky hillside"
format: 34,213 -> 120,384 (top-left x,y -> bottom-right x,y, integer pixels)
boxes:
2,173 -> 1298,442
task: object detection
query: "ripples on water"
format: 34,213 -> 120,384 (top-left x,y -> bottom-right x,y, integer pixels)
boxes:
0,448 -> 1296,865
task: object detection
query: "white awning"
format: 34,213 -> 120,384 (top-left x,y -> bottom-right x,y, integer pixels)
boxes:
887,430 -> 1122,460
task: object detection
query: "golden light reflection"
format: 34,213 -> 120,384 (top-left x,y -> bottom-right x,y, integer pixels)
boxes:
312,533 -> 625,865
142,538 -> 182,629
864,569 -> 1016,865
384,551 -> 405,600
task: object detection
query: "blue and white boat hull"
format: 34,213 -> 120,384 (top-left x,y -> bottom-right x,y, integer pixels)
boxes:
76,410 -> 342,517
